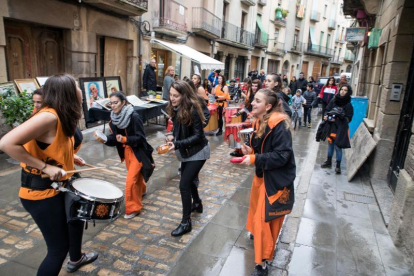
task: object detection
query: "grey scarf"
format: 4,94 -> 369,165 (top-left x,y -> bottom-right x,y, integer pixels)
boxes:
110,105 -> 134,129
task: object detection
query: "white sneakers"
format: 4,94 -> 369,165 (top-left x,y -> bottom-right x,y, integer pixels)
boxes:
124,212 -> 139,219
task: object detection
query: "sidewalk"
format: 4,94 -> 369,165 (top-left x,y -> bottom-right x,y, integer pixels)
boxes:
270,112 -> 414,276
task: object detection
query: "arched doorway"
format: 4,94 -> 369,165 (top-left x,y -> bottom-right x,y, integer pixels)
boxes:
282,60 -> 289,77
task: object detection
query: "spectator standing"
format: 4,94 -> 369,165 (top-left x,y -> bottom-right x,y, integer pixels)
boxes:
228,78 -> 241,101
248,69 -> 259,81
282,75 -> 289,88
258,69 -> 266,84
319,77 -> 338,117
162,66 -> 175,100
289,76 -> 298,95
303,84 -> 317,128
143,59 -> 157,95
208,69 -> 221,87
337,73 -> 348,89
297,72 -> 308,92
291,89 -> 306,127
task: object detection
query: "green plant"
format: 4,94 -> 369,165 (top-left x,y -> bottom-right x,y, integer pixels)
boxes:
0,90 -> 33,127
282,9 -> 289,18
147,90 -> 156,96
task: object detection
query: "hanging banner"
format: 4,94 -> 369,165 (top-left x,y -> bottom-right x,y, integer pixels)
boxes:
345,27 -> 367,42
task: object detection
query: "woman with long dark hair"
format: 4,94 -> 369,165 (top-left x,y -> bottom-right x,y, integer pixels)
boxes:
264,74 -> 292,117
203,79 -> 212,94
102,91 -> 154,219
192,74 -> 209,104
241,88 -> 295,276
0,74 -> 98,275
319,76 -> 338,117
166,81 -> 210,236
289,76 -> 298,95
213,75 -> 230,135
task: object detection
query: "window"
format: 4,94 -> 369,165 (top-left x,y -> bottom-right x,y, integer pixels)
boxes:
294,30 -> 299,45
319,31 -> 324,47
234,56 -> 245,80
323,5 -> 327,18
274,29 -> 280,42
326,34 -> 331,49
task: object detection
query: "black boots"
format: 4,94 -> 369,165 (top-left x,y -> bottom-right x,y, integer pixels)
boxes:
171,219 -> 192,237
321,157 -> 332,168
251,264 -> 268,276
191,200 -> 203,213
335,161 -> 341,174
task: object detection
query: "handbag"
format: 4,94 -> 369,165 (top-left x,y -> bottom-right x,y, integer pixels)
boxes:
265,183 -> 295,222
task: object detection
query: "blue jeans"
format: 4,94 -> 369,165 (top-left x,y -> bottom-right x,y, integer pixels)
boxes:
304,107 -> 312,124
327,141 -> 342,162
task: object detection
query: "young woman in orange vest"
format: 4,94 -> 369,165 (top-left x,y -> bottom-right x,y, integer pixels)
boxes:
214,75 -> 230,135
241,88 -> 296,276
0,74 -> 98,275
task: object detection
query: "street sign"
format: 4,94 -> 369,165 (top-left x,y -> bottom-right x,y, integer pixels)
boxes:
345,27 -> 367,42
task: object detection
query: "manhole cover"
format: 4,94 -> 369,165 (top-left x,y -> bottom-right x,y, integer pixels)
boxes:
343,192 -> 375,204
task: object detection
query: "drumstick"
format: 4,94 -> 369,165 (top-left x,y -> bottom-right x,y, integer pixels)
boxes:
82,163 -> 117,175
41,167 -> 106,179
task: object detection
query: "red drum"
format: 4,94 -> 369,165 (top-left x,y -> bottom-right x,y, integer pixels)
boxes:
224,122 -> 252,148
224,106 -> 243,124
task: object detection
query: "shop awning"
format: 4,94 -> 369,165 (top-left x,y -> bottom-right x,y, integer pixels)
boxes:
256,15 -> 268,41
151,39 -> 224,70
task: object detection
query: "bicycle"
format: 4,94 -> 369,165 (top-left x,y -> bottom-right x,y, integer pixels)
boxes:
292,108 -> 299,130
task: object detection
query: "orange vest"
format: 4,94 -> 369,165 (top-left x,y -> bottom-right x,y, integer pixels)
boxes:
214,85 -> 230,107
19,108 -> 75,200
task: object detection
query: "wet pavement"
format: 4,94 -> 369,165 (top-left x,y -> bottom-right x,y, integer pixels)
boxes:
0,110 -> 412,275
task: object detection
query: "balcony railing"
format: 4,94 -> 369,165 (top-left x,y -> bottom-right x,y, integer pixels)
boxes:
290,40 -> 303,53
271,42 -> 285,56
258,0 -> 266,6
220,21 -> 254,48
331,55 -> 343,64
240,0 -> 256,6
192,7 -> 221,39
328,19 -> 336,30
274,18 -> 286,27
304,43 -> 334,57
344,52 -> 355,62
82,0 -> 148,16
310,10 -> 321,22
152,0 -> 187,36
254,27 -> 268,48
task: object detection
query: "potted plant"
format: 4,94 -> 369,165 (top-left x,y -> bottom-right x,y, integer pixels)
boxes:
282,9 -> 289,19
0,90 -> 33,128
276,7 -> 283,19
147,90 -> 156,99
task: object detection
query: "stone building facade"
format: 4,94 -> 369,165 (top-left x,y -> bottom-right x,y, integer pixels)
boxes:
343,0 -> 414,267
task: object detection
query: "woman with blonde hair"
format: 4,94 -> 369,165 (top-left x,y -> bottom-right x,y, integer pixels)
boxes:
241,88 -> 295,276
163,66 -> 175,100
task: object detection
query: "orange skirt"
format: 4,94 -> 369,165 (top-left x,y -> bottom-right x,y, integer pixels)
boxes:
246,175 -> 285,264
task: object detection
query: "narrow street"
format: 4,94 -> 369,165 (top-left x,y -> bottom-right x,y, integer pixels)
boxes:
0,110 -> 412,276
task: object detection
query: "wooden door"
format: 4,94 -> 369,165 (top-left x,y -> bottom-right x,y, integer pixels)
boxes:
312,62 -> 321,78
302,61 -> 309,77
35,28 -> 64,76
104,37 -> 128,93
290,65 -> 295,79
321,64 -> 327,76
250,56 -> 258,71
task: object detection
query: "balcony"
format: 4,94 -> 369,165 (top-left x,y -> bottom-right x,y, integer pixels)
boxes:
240,0 -> 256,6
304,43 -> 334,58
331,55 -> 343,64
335,37 -> 346,44
192,7 -> 221,39
268,42 -> 285,57
328,19 -> 336,30
254,27 -> 268,48
258,0 -> 266,6
219,21 -> 255,49
310,10 -> 321,22
273,18 -> 286,28
152,0 -> 187,37
290,40 -> 303,54
82,0 -> 148,16
344,52 -> 355,62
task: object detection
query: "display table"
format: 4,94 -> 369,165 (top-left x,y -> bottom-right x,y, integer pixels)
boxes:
204,105 -> 218,132
88,102 -> 168,127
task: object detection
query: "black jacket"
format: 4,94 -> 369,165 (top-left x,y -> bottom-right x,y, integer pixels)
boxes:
275,90 -> 292,117
143,64 -> 157,91
106,112 -> 155,182
297,77 -> 308,92
303,90 -> 316,108
250,113 -> 296,222
324,98 -> 354,148
172,109 -> 208,158
289,81 -> 298,94
228,85 -> 241,100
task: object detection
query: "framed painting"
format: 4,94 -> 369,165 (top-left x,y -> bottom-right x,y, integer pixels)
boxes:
104,76 -> 122,94
14,79 -> 40,94
0,82 -> 18,97
35,76 -> 50,87
79,77 -> 107,110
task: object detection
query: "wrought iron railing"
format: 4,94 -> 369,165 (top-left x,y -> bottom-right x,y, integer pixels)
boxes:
274,18 -> 286,27
221,21 -> 254,47
192,7 -> 221,37
152,0 -> 187,33
304,43 -> 334,57
344,51 -> 355,61
331,56 -> 343,64
291,40 -> 303,52
310,10 -> 321,22
254,27 -> 268,47
120,0 -> 148,9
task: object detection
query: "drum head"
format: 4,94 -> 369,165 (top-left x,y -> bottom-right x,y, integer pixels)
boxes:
71,178 -> 123,200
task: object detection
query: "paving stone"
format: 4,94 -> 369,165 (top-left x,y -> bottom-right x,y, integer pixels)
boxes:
288,245 -> 336,276
219,246 -> 255,276
296,217 -> 337,251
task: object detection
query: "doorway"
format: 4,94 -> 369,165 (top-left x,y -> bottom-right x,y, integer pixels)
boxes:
388,46 -> 414,192
302,61 -> 309,77
151,49 -> 170,87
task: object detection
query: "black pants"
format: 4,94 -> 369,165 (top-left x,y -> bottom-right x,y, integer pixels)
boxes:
322,101 -> 328,119
21,193 -> 84,276
304,107 -> 312,124
217,105 -> 224,132
180,160 -> 206,222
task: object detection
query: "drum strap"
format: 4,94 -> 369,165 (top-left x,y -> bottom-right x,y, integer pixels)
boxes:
21,170 -> 66,190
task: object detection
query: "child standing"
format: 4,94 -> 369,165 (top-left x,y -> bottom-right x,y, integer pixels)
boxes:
303,84 -> 317,128
291,89 -> 306,127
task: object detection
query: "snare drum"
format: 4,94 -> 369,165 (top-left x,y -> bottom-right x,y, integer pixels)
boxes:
93,131 -> 107,144
66,178 -> 124,222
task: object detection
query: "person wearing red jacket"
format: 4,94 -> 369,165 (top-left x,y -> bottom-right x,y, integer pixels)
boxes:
319,77 -> 338,117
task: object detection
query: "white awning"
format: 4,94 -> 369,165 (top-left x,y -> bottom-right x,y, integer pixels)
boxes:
151,39 -> 224,70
